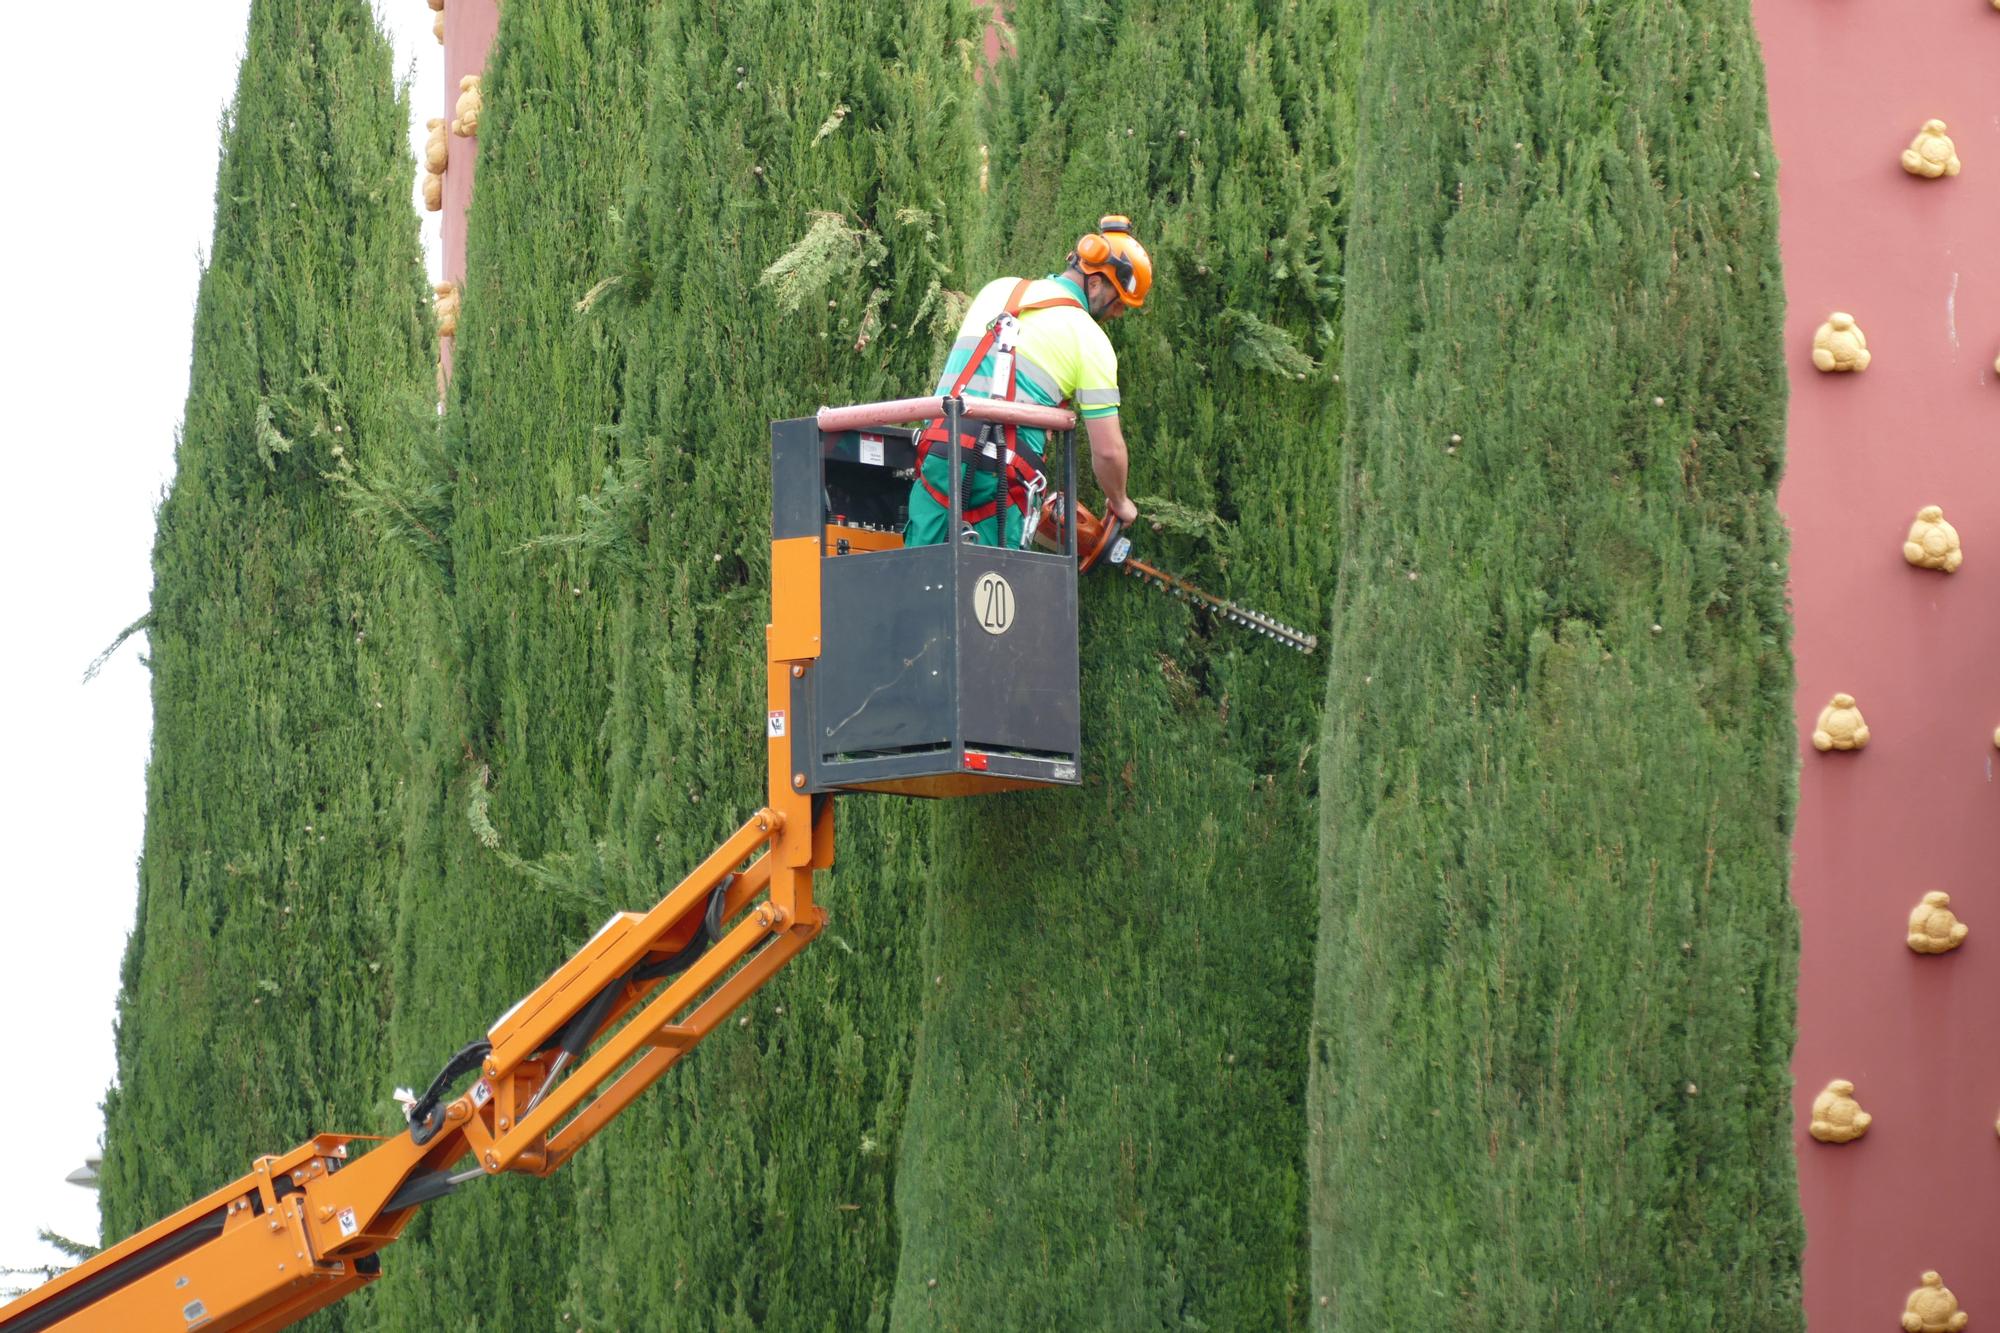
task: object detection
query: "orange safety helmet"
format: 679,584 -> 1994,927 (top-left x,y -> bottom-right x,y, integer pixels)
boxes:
1073,215 -> 1153,309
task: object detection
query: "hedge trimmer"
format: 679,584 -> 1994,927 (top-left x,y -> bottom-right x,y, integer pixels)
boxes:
1035,496 -> 1319,654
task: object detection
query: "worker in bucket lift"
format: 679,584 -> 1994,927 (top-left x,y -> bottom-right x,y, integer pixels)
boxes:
905,215 -> 1151,548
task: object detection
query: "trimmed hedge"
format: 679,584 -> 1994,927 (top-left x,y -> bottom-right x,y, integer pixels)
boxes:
373,5 -> 655,1327
1309,3 -> 1802,1325
96,4 -> 1808,1328
99,6 -> 432,1331
889,1 -> 1345,1326
562,2 -> 983,1325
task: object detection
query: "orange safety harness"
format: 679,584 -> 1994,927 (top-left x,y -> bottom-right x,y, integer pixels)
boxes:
916,277 -> 1083,535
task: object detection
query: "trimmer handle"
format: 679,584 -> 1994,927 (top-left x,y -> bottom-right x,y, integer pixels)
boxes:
1082,511 -> 1126,573
1046,497 -> 1127,574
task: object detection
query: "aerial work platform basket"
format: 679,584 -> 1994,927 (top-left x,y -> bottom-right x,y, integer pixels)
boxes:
774,394 -> 1092,798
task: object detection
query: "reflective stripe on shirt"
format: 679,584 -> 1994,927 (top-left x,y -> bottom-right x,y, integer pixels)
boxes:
931,275 -> 1122,446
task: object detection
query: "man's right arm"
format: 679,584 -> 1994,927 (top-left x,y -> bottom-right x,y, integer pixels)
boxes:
1084,413 -> 1138,526
1072,316 -> 1136,526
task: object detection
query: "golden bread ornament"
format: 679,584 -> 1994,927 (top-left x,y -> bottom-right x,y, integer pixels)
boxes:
1907,892 -> 1969,954
1902,1271 -> 1969,1333
433,281 -> 461,339
451,75 -> 483,138
424,117 -> 449,174
1812,313 -> 1871,373
1808,1078 -> 1871,1144
1903,506 -> 1962,572
1812,694 -> 1869,751
1901,120 -> 1962,179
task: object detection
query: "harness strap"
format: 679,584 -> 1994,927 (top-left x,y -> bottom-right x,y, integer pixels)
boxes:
918,278 -> 1082,537
915,425 -> 1046,524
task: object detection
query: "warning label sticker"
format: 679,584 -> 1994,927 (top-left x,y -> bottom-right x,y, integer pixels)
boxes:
860,434 -> 885,466
768,710 -> 787,738
338,1207 -> 359,1238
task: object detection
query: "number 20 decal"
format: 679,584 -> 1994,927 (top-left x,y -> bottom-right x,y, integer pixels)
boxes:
975,572 -> 1015,635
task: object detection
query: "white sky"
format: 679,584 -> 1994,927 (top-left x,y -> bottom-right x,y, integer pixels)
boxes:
0,2 -> 441,1289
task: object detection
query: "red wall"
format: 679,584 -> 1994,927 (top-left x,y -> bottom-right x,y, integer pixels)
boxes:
437,0 -> 501,378
976,0 -> 1009,74
1756,2 -> 2000,1323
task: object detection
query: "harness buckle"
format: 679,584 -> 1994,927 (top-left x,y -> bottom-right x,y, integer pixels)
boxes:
992,312 -> 1021,353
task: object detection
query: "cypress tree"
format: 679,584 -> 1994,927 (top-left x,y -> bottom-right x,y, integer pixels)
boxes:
889,1 -> 1345,1326
1309,3 -> 1802,1325
97,5 -> 432,1327
373,4 -> 656,1326
560,1 -> 982,1325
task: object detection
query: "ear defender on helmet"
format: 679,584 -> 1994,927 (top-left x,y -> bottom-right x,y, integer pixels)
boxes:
1073,214 -> 1152,309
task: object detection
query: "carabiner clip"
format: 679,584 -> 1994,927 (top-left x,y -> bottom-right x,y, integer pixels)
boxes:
1019,473 -> 1049,549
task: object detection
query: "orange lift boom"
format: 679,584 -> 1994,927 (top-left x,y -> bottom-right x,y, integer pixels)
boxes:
1,395 -> 1109,1333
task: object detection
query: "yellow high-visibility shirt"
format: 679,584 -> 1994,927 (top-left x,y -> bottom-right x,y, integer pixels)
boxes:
932,274 -> 1120,456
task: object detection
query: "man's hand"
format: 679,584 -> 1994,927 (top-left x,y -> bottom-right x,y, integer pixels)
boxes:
1110,496 -> 1139,526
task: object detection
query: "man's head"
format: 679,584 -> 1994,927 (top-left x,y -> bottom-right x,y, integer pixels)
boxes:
1068,215 -> 1152,320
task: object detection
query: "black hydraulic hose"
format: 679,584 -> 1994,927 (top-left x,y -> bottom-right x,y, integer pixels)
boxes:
408,1038 -> 492,1147
381,1169 -> 463,1215
554,969 -> 630,1062
414,834 -> 807,1151
632,875 -> 733,983
520,876 -> 738,1118
0,1208 -> 227,1333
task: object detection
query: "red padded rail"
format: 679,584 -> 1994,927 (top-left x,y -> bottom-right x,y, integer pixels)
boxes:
815,396 -> 1076,434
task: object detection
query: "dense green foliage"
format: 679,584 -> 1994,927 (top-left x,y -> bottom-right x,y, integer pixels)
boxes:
369,5 -> 656,1328
562,2 -> 982,1326
888,2 -> 1345,1327
99,12 -> 432,1329
1309,2 -> 1802,1326
98,2 -> 1811,1329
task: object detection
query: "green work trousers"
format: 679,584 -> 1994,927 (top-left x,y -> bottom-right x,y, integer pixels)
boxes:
905,449 -> 1029,548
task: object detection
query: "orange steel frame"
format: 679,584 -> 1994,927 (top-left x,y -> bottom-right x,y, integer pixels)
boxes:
0,592 -> 827,1333
0,627 -> 828,1333
0,394 -> 1074,1333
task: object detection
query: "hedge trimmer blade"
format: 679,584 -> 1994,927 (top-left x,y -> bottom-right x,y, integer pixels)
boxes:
1036,495 -> 1318,654
1113,553 -> 1319,654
